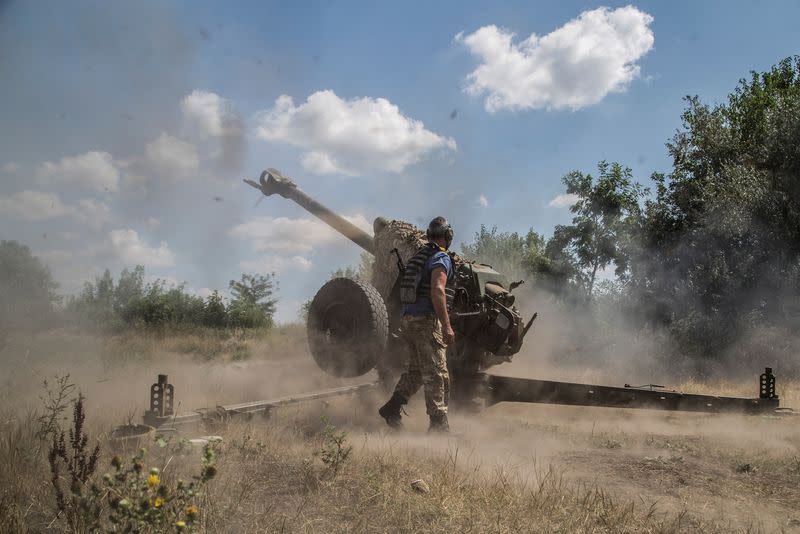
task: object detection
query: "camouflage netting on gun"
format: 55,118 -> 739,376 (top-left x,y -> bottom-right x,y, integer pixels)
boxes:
371,220 -> 428,299
370,219 -> 467,300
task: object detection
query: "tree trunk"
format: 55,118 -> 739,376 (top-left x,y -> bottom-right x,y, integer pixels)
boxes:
587,258 -> 599,301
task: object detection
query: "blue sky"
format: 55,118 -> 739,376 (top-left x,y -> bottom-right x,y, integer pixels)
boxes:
1,1 -> 798,322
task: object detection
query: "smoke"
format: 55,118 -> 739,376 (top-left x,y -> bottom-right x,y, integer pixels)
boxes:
499,285 -> 672,386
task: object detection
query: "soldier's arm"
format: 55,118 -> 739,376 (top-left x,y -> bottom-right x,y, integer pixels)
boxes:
431,267 -> 455,344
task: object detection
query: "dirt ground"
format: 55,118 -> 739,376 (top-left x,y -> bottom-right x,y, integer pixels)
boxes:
2,328 -> 799,532
326,390 -> 799,532
469,403 -> 800,531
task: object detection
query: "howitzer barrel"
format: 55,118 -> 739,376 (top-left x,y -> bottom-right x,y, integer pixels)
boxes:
245,168 -> 374,254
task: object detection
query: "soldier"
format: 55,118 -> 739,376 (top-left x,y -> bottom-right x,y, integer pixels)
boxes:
378,216 -> 456,432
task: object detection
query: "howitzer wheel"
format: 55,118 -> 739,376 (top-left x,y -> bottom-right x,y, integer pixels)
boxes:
307,277 -> 388,377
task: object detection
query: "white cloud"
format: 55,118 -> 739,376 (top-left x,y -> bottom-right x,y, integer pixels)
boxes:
255,90 -> 456,175
2,162 -> 19,173
181,90 -> 239,138
74,198 -> 111,230
181,90 -> 245,170
36,151 -> 120,192
240,255 -> 313,274
478,194 -> 489,207
0,190 -> 73,221
109,228 -> 175,267
182,90 -> 225,137
145,217 -> 160,229
547,193 -> 581,208
457,6 -> 654,112
300,151 -> 341,175
144,133 -> 199,179
230,214 -> 371,254
123,173 -> 149,193
0,190 -> 112,228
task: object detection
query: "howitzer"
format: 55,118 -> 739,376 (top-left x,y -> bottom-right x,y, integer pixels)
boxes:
117,170 -> 789,440
245,168 -> 533,386
237,169 -> 787,415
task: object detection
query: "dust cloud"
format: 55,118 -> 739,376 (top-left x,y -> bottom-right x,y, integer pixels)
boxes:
0,328 -> 363,426
2,317 -> 799,531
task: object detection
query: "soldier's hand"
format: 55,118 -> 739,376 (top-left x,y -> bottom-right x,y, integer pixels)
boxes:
442,324 -> 455,345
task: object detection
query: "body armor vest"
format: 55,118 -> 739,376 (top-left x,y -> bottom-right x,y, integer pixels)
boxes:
400,243 -> 456,308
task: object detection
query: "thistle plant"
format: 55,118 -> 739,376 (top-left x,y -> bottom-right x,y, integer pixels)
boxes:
103,445 -> 217,532
48,394 -> 101,531
47,395 -> 218,533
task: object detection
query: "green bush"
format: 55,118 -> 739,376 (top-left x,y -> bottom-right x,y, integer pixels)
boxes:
227,274 -> 277,329
65,267 -> 279,332
202,291 -> 228,328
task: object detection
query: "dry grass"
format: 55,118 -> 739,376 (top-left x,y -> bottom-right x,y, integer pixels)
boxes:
106,323 -> 308,365
0,410 -> 726,534
2,328 -> 799,533
5,395 -> 797,533
198,419 -> 713,534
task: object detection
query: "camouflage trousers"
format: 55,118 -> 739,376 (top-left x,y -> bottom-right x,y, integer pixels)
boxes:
392,315 -> 450,418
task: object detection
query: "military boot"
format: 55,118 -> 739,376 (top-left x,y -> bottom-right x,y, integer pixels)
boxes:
378,393 -> 405,430
428,413 -> 450,433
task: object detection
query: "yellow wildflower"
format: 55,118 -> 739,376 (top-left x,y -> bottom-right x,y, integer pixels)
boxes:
175,520 -> 186,530
154,496 -> 164,508
185,504 -> 199,520
147,473 -> 160,487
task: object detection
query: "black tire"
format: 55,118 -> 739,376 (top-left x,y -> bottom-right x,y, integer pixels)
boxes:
307,277 -> 388,377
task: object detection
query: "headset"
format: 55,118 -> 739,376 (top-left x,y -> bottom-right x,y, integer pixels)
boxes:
426,216 -> 454,249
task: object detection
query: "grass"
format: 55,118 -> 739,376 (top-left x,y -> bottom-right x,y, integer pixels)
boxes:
5,398 -> 795,533
202,421 -> 682,533
0,410 -> 721,534
1,327 -> 799,532
0,324 -> 307,374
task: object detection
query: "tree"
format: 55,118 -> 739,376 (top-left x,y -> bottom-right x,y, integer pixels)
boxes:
69,271 -> 118,326
202,290 -> 228,328
644,57 -> 800,329
93,269 -> 116,325
114,266 -> 144,317
127,279 -> 173,327
68,266 -> 207,329
461,225 -> 545,281
626,56 -> 800,363
458,225 -> 580,295
228,273 -> 278,328
549,162 -> 645,300
0,240 -> 60,342
330,252 -> 373,282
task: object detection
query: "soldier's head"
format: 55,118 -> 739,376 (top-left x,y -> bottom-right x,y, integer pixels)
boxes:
426,216 -> 454,250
